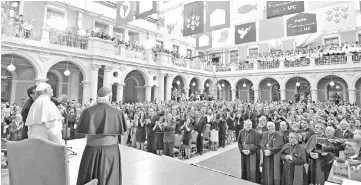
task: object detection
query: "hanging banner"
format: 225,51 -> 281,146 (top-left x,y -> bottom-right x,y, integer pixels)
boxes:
317,1 -> 356,32
183,1 -> 204,37
235,22 -> 256,45
135,1 -> 157,19
287,13 -> 317,36
232,0 -> 264,25
196,32 -> 212,50
205,1 -> 230,32
116,1 -> 135,26
259,17 -> 284,41
212,27 -> 235,48
162,6 -> 183,38
266,1 -> 304,19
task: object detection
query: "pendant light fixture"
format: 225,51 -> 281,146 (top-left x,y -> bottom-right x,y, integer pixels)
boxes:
176,76 -> 180,85
296,77 -> 300,87
206,83 -> 209,87
329,75 -> 335,86
64,62 -> 71,76
192,82 -> 196,86
267,80 -> 271,87
243,79 -> 246,87
7,55 -> 16,72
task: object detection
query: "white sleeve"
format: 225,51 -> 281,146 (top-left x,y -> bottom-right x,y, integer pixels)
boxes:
45,120 -> 64,145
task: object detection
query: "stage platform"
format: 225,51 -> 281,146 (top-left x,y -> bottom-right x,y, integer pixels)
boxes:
2,139 -> 257,185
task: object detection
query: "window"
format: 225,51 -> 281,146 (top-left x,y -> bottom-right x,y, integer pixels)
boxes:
46,8 -> 66,30
248,48 -> 258,56
358,34 -> 361,43
156,40 -> 163,48
128,31 -> 139,43
187,49 -> 192,58
230,50 -> 238,63
173,45 -> 179,54
94,21 -> 108,33
324,37 -> 339,46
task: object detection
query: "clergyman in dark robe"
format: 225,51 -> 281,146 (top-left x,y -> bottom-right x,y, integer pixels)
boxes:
20,85 -> 37,139
238,119 -> 261,183
280,132 -> 308,185
260,122 -> 284,185
76,87 -> 127,185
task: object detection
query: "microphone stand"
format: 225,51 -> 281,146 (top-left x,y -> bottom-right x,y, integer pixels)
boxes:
64,109 -> 77,158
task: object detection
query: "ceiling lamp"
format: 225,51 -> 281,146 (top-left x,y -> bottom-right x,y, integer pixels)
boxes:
242,79 -> 246,87
192,82 -> 196,86
221,83 -> 225,87
243,83 -> 246,87
296,77 -> 300,86
206,83 -> 209,87
176,80 -> 180,85
64,62 -> 71,76
267,82 -> 271,87
329,75 -> 335,86
7,55 -> 16,72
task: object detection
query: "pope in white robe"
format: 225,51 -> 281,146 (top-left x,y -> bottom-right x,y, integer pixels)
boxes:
25,83 -> 64,145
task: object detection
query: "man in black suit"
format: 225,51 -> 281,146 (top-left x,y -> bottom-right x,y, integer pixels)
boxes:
195,110 -> 207,154
145,108 -> 158,154
335,120 -> 354,139
20,85 -> 37,139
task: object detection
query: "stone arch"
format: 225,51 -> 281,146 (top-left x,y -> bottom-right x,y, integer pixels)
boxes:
216,78 -> 233,89
351,73 -> 361,90
170,74 -> 188,89
315,73 -> 350,91
203,78 -> 215,88
282,74 -> 313,90
44,57 -> 89,81
1,50 -> 42,77
255,76 -> 280,89
234,77 -> 255,88
48,69 -> 64,83
120,68 -> 150,86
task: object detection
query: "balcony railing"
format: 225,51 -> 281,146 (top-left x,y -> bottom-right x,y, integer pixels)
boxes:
285,58 -> 310,68
315,54 -> 347,65
2,23 -> 42,41
173,57 -> 186,67
204,64 -> 213,72
237,63 -> 254,71
352,52 -> 361,63
49,29 -> 88,50
258,60 -> 280,70
216,65 -> 231,72
190,61 -> 201,70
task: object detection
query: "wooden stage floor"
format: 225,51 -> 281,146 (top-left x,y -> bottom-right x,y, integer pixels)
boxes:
2,139 -> 257,185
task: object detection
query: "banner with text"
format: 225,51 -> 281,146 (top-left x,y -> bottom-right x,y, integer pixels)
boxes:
183,1 -> 204,37
287,13 -> 317,36
206,1 -> 230,32
196,32 -> 212,50
267,1 -> 304,19
116,1 -> 135,26
235,22 -> 256,45
135,1 -> 157,19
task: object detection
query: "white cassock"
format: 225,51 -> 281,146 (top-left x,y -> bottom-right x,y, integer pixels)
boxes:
25,95 -> 64,145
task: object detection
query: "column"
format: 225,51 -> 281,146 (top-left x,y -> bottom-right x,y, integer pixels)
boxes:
77,12 -> 83,28
254,88 -> 260,102
280,88 -> 286,101
165,74 -> 173,101
82,81 -> 91,105
103,66 -> 112,88
311,89 -> 318,102
69,70 -> 80,101
348,89 -> 356,103
116,83 -> 124,103
10,80 -> 18,104
57,82 -> 63,96
184,88 -> 190,99
124,29 -> 129,42
157,73 -> 165,101
108,25 -> 113,38
90,64 -> 101,103
231,89 -> 236,101
145,85 -> 152,102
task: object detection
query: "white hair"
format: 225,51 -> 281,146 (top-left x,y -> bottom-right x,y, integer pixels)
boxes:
267,122 -> 275,127
326,126 -> 335,133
